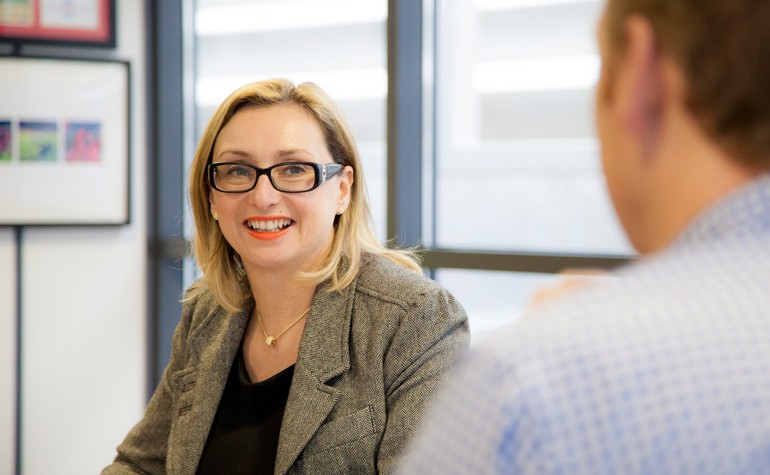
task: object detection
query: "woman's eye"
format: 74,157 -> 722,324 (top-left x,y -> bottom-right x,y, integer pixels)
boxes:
279,164 -> 310,177
226,165 -> 252,177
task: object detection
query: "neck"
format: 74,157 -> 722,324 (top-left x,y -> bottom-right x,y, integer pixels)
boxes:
246,270 -> 316,327
637,115 -> 755,253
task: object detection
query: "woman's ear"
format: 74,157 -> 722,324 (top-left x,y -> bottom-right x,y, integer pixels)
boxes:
336,166 -> 354,214
209,196 -> 219,221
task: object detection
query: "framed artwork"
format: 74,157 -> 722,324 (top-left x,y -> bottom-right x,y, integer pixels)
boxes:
0,0 -> 115,47
0,55 -> 130,225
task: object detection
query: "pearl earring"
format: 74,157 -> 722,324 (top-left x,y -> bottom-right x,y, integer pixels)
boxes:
212,212 -> 219,221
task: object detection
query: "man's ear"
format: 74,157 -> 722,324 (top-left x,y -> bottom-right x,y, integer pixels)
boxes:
617,15 -> 664,155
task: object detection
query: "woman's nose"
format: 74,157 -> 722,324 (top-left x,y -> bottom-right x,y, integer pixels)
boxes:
249,174 -> 281,208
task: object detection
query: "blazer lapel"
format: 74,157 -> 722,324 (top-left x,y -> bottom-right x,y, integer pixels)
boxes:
274,277 -> 356,475
167,304 -> 251,475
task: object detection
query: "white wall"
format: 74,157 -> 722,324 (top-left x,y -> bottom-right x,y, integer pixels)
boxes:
0,229 -> 16,475
0,1 -> 148,473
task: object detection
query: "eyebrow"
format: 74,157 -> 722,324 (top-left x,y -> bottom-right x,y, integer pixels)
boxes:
276,149 -> 313,159
216,149 -> 248,157
214,148 -> 314,162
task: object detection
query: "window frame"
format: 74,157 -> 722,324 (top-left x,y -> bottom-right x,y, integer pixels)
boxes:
387,0 -> 627,273
148,0 -> 628,392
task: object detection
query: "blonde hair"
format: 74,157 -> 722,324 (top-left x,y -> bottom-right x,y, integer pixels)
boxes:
188,79 -> 421,312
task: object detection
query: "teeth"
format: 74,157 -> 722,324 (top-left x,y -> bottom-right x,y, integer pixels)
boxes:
247,218 -> 292,232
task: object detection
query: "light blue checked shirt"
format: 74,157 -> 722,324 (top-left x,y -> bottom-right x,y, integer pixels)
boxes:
400,175 -> 770,475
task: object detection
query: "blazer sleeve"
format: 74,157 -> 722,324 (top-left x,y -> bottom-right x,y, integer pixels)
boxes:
377,285 -> 470,474
101,293 -> 198,475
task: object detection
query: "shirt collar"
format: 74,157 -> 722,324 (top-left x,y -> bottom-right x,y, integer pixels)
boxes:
672,173 -> 770,248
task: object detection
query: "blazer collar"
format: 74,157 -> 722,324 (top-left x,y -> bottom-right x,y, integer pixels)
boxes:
274,269 -> 357,474
170,260 -> 359,475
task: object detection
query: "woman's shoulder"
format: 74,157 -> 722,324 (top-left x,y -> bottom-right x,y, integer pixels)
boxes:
352,254 -> 469,349
182,277 -> 212,306
355,254 -> 447,305
180,278 -> 230,327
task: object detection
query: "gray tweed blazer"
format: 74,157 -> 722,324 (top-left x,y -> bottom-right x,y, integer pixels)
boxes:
102,255 -> 470,474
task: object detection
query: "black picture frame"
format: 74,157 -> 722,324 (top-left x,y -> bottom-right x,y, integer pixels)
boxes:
0,55 -> 131,225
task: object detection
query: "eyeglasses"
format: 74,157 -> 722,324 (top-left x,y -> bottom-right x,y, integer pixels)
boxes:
208,161 -> 344,193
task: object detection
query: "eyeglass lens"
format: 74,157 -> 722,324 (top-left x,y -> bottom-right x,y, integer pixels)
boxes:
213,162 -> 318,192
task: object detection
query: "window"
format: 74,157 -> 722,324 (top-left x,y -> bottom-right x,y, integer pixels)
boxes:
427,0 -> 630,338
432,0 -> 627,253
436,268 -> 557,342
194,0 -> 389,240
169,0 -> 629,355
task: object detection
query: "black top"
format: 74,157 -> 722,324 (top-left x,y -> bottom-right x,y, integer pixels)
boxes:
197,346 -> 295,475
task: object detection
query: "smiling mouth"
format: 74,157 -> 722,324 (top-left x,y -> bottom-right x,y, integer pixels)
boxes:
245,218 -> 294,233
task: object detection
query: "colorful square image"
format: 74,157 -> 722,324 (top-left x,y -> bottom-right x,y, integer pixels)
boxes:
0,121 -> 10,162
20,121 -> 58,162
0,0 -> 34,27
66,122 -> 102,163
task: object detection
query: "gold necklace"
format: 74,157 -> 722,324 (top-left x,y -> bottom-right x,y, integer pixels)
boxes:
256,307 -> 311,346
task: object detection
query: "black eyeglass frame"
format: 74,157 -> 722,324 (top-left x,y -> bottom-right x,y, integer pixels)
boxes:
208,161 -> 345,193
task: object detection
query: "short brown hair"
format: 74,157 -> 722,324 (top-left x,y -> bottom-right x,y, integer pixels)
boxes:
604,0 -> 770,170
188,79 -> 420,312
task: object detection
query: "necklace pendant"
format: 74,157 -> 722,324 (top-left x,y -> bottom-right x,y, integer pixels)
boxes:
265,336 -> 277,346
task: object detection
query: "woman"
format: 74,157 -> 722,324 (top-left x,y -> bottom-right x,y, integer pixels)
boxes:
103,79 -> 469,474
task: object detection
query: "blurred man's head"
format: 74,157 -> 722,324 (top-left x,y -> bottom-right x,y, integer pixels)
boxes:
595,0 -> 769,253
